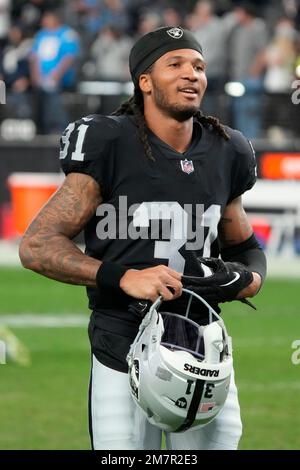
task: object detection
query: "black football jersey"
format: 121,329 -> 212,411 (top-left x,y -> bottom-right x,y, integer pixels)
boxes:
60,114 -> 256,371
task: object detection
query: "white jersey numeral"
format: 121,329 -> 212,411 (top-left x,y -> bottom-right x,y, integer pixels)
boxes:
59,122 -> 90,161
133,202 -> 221,273
133,202 -> 187,272
71,124 -> 89,161
201,204 -> 221,257
200,204 -> 221,276
59,122 -> 75,160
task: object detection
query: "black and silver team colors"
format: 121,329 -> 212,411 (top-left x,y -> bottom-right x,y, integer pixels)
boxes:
60,114 -> 256,371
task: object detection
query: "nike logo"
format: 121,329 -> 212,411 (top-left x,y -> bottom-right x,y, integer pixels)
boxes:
138,302 -> 148,312
220,272 -> 240,287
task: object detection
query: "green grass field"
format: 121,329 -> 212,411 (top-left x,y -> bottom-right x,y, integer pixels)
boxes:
0,267 -> 300,450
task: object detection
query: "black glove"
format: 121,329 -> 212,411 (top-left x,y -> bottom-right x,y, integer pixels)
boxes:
182,257 -> 253,304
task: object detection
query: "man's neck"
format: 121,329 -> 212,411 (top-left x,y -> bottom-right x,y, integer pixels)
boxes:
144,107 -> 194,154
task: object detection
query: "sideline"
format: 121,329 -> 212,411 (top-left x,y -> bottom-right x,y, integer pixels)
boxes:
0,313 -> 88,328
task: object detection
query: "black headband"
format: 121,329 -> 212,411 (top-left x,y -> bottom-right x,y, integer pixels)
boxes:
129,27 -> 204,87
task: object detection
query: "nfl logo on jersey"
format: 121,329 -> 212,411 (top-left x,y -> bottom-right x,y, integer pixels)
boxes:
180,159 -> 194,174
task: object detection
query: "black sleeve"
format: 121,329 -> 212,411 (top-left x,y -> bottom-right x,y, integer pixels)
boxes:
227,129 -> 257,203
59,115 -> 120,200
221,234 -> 267,284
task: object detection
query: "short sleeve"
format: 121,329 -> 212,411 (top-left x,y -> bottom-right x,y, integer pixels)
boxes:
228,130 -> 257,202
61,29 -> 80,56
59,115 -> 120,199
31,32 -> 41,55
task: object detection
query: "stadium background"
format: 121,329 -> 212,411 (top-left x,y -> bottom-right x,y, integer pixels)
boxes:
0,0 -> 300,450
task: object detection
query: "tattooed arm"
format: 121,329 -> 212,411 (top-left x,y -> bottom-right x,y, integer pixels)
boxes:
19,173 -> 102,286
218,196 -> 262,298
19,172 -> 183,299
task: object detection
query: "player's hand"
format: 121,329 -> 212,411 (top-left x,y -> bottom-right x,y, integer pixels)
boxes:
182,257 -> 253,303
120,265 -> 182,302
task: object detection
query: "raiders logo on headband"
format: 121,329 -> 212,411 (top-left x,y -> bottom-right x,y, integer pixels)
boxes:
129,27 -> 203,85
166,27 -> 183,39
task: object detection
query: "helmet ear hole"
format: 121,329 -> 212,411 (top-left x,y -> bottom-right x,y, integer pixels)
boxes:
142,344 -> 148,356
220,327 -> 228,361
147,408 -> 154,418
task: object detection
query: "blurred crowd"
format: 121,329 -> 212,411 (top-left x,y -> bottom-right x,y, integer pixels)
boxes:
0,0 -> 299,137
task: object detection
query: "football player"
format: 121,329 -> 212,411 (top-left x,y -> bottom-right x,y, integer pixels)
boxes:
19,27 -> 266,450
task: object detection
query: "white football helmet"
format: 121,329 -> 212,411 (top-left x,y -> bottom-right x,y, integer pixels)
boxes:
127,289 -> 233,433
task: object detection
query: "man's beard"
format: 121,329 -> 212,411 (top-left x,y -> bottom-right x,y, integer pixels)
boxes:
152,84 -> 199,122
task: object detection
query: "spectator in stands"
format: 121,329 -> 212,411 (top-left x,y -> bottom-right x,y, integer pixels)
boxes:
191,0 -> 226,116
30,9 -> 80,134
263,17 -> 297,93
72,0 -> 129,41
14,0 -> 63,33
72,0 -> 102,39
161,7 -> 183,28
184,11 -> 200,31
136,11 -> 162,37
89,24 -> 132,80
0,24 -> 33,119
101,0 -> 129,33
262,17 -> 298,138
225,2 -> 268,138
0,0 -> 11,48
30,0 -> 62,11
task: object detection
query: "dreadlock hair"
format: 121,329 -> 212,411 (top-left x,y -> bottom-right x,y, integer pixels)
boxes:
112,87 -> 155,161
112,83 -> 230,162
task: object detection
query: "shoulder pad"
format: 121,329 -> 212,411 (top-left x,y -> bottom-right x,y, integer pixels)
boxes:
224,126 -> 255,157
59,115 -> 120,190
225,127 -> 257,201
74,114 -> 122,141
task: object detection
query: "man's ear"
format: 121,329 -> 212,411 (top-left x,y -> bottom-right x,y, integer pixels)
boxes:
139,74 -> 152,94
